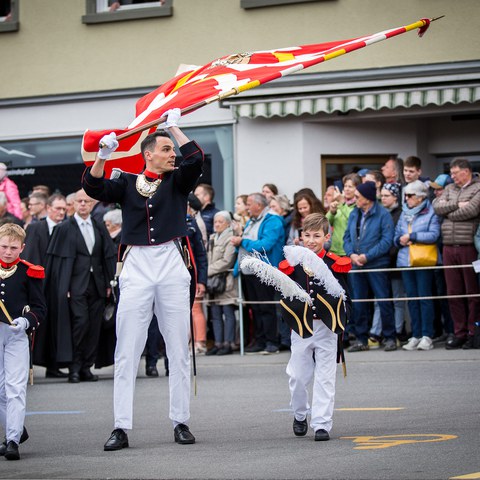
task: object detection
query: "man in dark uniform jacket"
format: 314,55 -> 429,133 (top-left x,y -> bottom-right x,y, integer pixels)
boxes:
82,109 -> 204,451
45,189 -> 116,383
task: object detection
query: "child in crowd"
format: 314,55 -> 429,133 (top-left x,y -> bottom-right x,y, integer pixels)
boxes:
0,223 -> 46,460
279,213 -> 351,441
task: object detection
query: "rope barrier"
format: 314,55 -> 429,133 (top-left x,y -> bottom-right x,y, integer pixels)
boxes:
197,293 -> 480,306
348,263 -> 474,273
203,262 -> 479,354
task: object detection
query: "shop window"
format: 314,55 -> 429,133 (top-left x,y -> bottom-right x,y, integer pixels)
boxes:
0,124 -> 234,209
82,0 -> 172,24
0,0 -> 19,33
241,0 -> 332,9
321,155 -> 388,197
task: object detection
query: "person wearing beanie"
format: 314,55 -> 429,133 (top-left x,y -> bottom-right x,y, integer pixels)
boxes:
343,181 -> 397,352
395,180 -> 441,352
367,183 -> 406,347
355,181 -> 377,202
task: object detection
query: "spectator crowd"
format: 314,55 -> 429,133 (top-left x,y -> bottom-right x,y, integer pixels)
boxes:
0,153 -> 479,385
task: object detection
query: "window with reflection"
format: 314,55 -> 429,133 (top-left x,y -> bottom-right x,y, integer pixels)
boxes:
83,0 -> 172,24
0,0 -> 19,33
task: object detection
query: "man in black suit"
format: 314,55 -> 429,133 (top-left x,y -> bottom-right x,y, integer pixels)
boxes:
46,189 -> 116,383
23,194 -> 68,378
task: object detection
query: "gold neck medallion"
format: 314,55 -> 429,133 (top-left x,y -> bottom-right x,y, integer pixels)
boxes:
0,264 -> 17,280
136,174 -> 161,198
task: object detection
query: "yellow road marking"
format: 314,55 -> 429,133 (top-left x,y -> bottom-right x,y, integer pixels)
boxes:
341,434 -> 457,450
336,407 -> 404,411
450,474 -> 480,479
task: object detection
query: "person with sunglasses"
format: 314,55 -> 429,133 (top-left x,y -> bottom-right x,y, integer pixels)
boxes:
395,180 -> 441,351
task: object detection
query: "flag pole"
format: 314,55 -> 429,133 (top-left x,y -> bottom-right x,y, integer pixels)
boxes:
113,15 -> 443,143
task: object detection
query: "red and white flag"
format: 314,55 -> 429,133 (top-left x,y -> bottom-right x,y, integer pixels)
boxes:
81,18 -> 434,175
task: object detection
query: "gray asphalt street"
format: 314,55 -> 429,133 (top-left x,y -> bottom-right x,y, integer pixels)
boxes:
1,345 -> 479,480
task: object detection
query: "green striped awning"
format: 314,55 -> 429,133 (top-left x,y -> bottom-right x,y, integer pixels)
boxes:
226,84 -> 480,118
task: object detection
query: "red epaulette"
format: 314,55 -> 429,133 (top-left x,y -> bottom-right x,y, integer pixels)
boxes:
19,259 -> 45,279
278,259 -> 294,276
326,252 -> 352,273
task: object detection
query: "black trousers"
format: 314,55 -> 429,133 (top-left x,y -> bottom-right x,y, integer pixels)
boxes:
69,275 -> 104,373
242,274 -> 278,347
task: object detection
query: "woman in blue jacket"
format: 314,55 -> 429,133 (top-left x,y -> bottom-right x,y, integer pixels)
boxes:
395,180 -> 441,351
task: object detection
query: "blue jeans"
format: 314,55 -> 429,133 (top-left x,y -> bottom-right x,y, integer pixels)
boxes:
402,269 -> 435,338
211,304 -> 236,344
350,270 -> 395,344
371,274 -> 406,336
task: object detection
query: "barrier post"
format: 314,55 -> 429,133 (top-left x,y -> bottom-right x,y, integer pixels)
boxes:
237,271 -> 245,356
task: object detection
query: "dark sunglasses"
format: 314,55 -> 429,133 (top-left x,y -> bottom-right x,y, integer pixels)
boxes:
404,193 -> 416,198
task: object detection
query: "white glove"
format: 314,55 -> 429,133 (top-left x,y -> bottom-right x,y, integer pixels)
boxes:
10,317 -> 29,333
98,132 -> 119,160
163,108 -> 181,129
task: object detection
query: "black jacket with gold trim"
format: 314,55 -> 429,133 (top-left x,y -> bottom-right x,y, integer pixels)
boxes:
0,258 -> 46,331
82,141 -> 203,246
278,249 -> 351,338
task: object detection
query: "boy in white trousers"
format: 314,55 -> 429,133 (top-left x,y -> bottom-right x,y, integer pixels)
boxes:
278,214 -> 351,441
0,224 -> 46,460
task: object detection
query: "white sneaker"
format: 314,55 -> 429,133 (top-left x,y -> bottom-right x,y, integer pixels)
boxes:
402,337 -> 421,351
417,336 -> 434,351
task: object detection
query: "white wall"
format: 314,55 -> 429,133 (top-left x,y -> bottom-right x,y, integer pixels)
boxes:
235,117 -> 304,198
428,117 -> 480,155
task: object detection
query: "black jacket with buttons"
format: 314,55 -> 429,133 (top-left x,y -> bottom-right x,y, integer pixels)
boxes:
278,251 -> 352,338
82,141 -> 204,246
0,259 -> 46,331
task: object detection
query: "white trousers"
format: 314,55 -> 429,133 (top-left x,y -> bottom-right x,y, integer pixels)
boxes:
113,242 -> 192,430
0,324 -> 29,443
286,320 -> 337,433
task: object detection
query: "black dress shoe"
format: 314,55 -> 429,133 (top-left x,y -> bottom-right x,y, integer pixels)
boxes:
68,373 -> 81,383
293,418 -> 308,437
174,424 -> 195,444
216,346 -> 232,356
104,429 -> 129,451
205,346 -> 219,356
4,441 -> 20,460
46,368 -> 68,378
314,429 -> 330,441
146,366 -> 159,377
445,336 -> 466,350
80,370 -> 99,382
0,426 -> 28,456
19,426 -> 29,444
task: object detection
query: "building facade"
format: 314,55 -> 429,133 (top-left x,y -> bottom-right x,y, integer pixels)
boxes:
1,0 -> 479,207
